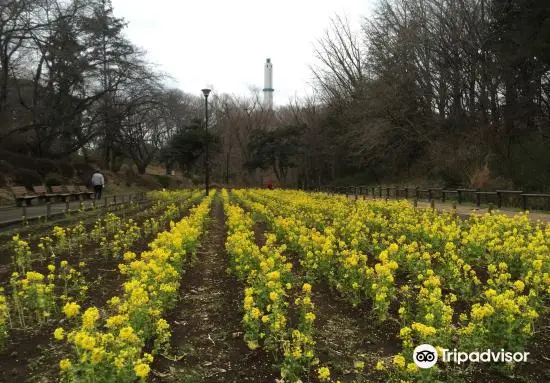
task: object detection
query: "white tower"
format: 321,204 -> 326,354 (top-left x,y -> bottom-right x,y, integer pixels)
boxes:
263,58 -> 274,110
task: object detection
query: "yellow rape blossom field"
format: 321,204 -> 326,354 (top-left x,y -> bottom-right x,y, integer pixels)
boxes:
0,188 -> 548,383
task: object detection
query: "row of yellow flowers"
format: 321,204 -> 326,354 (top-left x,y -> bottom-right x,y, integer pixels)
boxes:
2,190 -> 199,350
6,191 -> 200,336
56,190 -> 214,382
222,190 -> 319,382
236,189 -> 549,382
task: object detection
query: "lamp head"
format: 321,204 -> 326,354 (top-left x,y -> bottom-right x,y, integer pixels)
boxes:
201,88 -> 211,98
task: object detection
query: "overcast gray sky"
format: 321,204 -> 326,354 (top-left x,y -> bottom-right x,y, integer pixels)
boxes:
111,0 -> 373,105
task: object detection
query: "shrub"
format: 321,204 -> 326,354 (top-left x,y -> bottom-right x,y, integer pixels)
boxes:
157,175 -> 171,189
44,173 -> 64,188
135,174 -> 161,188
124,167 -> 137,187
0,150 -> 37,170
35,158 -> 60,177
0,160 -> 15,178
55,160 -> 75,178
14,168 -> 43,189
73,161 -> 96,177
190,173 -> 202,186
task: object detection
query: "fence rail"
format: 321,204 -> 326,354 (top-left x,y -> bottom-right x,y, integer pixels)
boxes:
327,186 -> 550,212
0,192 -> 146,229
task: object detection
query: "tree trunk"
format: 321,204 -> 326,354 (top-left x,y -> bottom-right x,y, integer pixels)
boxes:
137,163 -> 147,174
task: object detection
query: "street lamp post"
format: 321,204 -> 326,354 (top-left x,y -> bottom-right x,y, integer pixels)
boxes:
202,88 -> 211,195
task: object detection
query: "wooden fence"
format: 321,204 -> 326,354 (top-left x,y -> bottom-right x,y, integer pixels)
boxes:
328,186 -> 550,212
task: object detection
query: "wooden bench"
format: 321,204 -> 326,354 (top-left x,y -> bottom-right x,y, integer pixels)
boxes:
11,186 -> 38,206
51,185 -> 72,202
32,185 -> 57,203
76,185 -> 94,199
66,185 -> 87,200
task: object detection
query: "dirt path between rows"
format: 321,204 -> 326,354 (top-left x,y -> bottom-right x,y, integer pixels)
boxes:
151,197 -> 275,383
309,282 -> 400,382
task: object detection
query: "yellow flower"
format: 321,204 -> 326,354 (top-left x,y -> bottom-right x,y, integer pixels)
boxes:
267,271 -> 280,281
47,264 -> 55,272
26,271 -> 45,282
109,296 -> 121,306
63,302 -> 80,318
317,366 -> 331,381
354,360 -> 365,370
91,348 -> 105,364
305,312 -> 316,323
393,354 -> 406,368
119,326 -> 139,342
513,280 -> 525,292
74,331 -> 96,350
82,307 -> 100,329
269,291 -> 278,301
134,363 -> 150,379
157,318 -> 170,331
247,340 -> 259,350
251,308 -> 261,319
123,251 -> 137,261
53,327 -> 65,340
407,362 -> 418,373
302,283 -> 312,293
59,359 -> 72,371
106,314 -> 128,328
375,360 -> 386,370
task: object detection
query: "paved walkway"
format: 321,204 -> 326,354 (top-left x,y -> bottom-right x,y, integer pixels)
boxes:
0,193 -> 141,227
349,195 -> 550,223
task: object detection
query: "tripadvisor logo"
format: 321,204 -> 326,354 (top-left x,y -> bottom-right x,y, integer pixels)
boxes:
413,344 -> 530,368
413,344 -> 438,368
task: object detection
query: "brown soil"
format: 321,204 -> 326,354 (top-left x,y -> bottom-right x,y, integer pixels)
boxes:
151,197 -> 276,383
306,281 -> 400,382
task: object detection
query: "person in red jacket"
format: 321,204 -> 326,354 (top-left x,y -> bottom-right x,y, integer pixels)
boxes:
267,179 -> 273,190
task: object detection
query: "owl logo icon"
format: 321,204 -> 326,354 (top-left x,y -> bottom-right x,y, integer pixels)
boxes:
413,344 -> 438,368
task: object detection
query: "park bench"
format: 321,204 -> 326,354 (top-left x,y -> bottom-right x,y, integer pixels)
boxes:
66,185 -> 87,200
32,185 -> 57,203
11,186 -> 38,206
50,185 -> 72,202
76,185 -> 94,199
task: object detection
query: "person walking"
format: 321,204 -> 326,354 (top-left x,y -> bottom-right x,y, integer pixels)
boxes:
267,179 -> 273,190
91,169 -> 105,200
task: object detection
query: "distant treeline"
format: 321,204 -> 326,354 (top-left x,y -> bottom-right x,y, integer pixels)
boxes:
305,0 -> 550,191
1,0 -> 549,191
